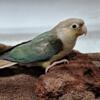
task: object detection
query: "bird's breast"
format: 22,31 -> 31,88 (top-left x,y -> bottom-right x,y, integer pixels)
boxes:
62,38 -> 76,55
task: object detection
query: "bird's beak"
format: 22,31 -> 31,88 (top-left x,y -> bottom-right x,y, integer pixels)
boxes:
81,25 -> 87,35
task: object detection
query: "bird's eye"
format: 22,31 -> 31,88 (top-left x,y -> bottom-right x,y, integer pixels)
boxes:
71,24 -> 79,29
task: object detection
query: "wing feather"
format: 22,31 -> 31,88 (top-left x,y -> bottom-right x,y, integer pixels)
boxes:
3,32 -> 63,63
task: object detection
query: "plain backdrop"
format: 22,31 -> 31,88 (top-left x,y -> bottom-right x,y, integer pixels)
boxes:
0,0 -> 100,53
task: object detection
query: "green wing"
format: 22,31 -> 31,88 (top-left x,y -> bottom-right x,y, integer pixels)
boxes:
6,31 -> 63,63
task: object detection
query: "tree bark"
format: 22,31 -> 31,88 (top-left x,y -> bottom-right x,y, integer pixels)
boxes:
0,44 -> 99,100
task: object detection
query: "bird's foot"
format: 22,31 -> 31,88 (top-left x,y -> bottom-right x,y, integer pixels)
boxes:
45,59 -> 69,73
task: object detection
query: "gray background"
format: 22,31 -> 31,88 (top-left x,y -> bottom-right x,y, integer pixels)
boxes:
0,0 -> 100,53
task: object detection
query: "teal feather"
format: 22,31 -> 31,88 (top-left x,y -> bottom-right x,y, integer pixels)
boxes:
4,31 -> 63,63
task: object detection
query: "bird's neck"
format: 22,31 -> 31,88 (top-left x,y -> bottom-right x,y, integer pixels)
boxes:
55,29 -> 77,45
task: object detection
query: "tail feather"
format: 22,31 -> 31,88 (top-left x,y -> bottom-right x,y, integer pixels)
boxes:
0,51 -> 17,69
0,60 -> 17,69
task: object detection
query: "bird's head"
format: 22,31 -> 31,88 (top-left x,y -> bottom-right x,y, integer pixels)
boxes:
53,18 -> 87,37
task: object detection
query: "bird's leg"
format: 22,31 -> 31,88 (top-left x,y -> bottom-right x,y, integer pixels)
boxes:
45,59 -> 69,73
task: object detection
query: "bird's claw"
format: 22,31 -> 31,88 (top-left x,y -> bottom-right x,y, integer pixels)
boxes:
45,59 -> 69,73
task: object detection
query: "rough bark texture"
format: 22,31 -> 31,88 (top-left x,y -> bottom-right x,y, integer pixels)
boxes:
0,44 -> 100,100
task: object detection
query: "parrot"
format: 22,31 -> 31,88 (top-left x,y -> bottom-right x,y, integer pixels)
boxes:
0,18 -> 87,73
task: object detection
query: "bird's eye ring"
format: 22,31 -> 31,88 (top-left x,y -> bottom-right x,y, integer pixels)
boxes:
71,24 -> 79,29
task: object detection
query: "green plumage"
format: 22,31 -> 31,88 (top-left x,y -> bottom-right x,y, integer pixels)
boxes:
4,31 -> 63,63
